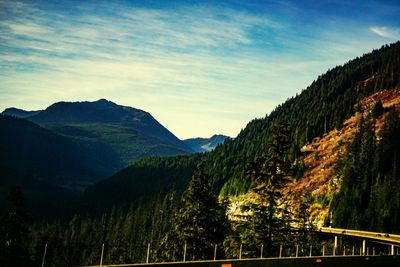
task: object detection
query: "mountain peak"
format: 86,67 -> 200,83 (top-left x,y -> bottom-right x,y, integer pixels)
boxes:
49,99 -> 118,110
184,134 -> 229,152
96,98 -> 110,103
93,98 -> 117,107
30,99 -> 138,124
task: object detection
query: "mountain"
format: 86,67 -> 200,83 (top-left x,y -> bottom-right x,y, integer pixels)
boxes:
2,107 -> 41,118
0,115 -> 104,185
204,42 -> 400,196
83,155 -> 200,213
0,115 -> 107,218
2,99 -> 193,175
184,134 -> 229,152
0,99 -> 196,217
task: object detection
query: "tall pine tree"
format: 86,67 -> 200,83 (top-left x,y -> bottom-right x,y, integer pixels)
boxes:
0,185 -> 33,267
160,162 -> 227,261
241,120 -> 293,256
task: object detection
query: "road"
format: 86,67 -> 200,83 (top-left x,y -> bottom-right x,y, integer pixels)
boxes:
86,256 -> 400,267
319,227 -> 400,245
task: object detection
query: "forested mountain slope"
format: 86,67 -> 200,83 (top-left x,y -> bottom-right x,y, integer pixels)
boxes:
1,99 -> 199,219
83,155 -> 201,213
2,99 -> 193,176
0,115 -> 105,186
2,107 -> 41,118
205,42 -> 400,196
330,91 -> 400,232
0,115 -> 102,217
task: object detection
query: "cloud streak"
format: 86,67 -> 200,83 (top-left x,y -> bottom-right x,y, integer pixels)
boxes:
370,26 -> 400,40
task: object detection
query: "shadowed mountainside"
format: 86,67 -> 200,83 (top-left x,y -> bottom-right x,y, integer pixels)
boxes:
2,99 -> 194,175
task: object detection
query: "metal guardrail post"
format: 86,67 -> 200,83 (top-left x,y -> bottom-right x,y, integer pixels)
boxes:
334,236 -> 337,256
100,243 -> 105,266
279,244 -> 282,258
239,244 -> 242,259
309,245 -> 312,257
146,243 -> 150,263
295,245 -> 298,258
183,242 -> 187,262
260,244 -> 263,258
322,245 -> 325,257
362,240 -> 366,255
41,243 -> 47,267
214,244 -> 217,261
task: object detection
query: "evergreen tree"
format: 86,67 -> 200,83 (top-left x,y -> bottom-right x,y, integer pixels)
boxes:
293,192 -> 319,255
332,114 -> 376,228
241,120 -> 293,256
371,100 -> 384,118
0,185 -> 33,267
160,162 -> 227,261
373,109 -> 400,231
332,109 -> 400,233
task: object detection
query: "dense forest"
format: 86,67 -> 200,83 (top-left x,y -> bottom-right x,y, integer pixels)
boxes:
206,42 -> 400,196
83,155 -> 201,213
1,42 -> 400,266
332,107 -> 400,232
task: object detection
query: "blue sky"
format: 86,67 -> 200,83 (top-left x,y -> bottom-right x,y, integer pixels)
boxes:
0,0 -> 399,139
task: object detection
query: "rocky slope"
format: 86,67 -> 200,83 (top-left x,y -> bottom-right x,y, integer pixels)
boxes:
226,88 -> 400,227
290,88 -> 400,227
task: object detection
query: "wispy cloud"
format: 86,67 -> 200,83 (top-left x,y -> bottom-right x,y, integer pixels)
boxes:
370,26 -> 400,40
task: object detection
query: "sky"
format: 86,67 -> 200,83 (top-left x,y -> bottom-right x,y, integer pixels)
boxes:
0,0 -> 399,139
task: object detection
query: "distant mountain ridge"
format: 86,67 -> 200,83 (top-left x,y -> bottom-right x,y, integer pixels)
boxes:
1,99 -> 197,217
2,99 -> 193,175
3,107 -> 41,118
30,99 -> 190,150
184,134 -> 229,152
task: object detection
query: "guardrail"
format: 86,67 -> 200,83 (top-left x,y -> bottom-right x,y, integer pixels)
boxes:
66,227 -> 400,266
320,227 -> 400,245
83,255 -> 400,267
